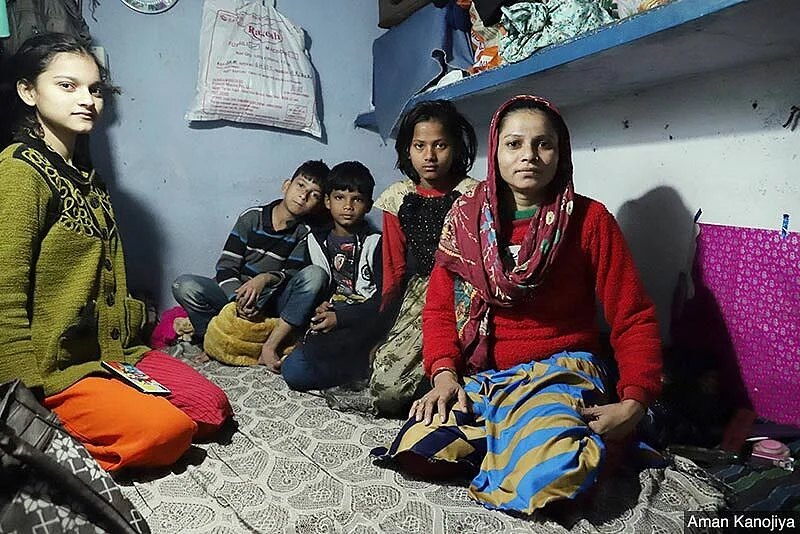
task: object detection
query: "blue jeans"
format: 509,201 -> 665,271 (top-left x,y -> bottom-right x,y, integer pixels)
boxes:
172,266 -> 328,336
282,323 -> 373,391
268,265 -> 328,327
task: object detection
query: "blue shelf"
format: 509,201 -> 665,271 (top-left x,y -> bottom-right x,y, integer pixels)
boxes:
354,111 -> 377,131
355,0 -> 800,134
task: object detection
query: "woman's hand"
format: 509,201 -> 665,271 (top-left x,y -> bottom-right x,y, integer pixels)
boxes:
409,371 -> 470,426
315,301 -> 334,315
580,399 -> 646,441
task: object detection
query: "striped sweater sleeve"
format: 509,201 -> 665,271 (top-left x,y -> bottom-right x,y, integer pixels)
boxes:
215,207 -> 261,299
0,158 -> 50,388
279,224 -> 311,281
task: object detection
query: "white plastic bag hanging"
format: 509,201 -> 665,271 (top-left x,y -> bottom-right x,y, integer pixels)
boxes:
186,0 -> 322,138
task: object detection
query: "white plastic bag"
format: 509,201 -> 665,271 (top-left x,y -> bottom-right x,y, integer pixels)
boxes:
186,0 -> 322,137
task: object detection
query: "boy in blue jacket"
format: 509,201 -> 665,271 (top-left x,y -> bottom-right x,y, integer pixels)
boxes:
282,161 -> 384,390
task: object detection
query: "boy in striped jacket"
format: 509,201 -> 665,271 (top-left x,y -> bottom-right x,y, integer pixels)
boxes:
173,160 -> 330,371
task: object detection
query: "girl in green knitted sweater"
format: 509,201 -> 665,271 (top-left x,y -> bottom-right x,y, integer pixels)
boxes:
0,33 -> 232,471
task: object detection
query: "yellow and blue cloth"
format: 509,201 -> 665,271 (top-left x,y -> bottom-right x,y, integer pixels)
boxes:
372,352 -> 662,514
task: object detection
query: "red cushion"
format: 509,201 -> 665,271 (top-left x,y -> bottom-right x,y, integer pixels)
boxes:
137,350 -> 232,426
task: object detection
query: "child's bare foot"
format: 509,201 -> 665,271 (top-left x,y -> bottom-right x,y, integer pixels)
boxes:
258,345 -> 282,373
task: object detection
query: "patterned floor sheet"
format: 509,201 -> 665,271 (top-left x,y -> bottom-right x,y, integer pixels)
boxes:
117,344 -> 726,534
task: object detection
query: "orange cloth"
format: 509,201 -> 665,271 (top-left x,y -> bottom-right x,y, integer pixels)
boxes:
44,376 -> 197,471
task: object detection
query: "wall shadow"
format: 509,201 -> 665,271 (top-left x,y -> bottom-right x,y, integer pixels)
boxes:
187,117 -> 325,143
304,29 -> 327,144
90,95 -> 166,308
616,186 -> 751,445
615,186 -> 695,341
664,255 -> 750,447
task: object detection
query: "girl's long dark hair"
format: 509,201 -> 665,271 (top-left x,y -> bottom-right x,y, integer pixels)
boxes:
394,99 -> 477,184
0,32 -> 118,149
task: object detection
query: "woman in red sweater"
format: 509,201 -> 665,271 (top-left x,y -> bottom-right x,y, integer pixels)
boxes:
372,95 -> 663,514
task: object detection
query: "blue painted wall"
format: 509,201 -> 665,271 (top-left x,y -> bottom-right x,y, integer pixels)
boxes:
84,1 -> 396,307
85,2 -> 799,338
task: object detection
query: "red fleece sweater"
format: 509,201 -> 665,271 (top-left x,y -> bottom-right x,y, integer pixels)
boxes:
423,195 -> 663,406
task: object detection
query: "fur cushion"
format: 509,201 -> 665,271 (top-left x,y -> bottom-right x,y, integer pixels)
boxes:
203,303 -> 282,366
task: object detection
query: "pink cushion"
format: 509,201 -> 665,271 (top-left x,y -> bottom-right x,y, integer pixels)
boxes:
137,350 -> 232,426
150,306 -> 189,349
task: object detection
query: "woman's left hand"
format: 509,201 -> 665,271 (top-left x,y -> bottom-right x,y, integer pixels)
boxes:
580,399 -> 645,441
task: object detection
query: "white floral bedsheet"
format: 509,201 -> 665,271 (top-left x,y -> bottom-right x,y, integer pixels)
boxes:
117,344 -> 725,533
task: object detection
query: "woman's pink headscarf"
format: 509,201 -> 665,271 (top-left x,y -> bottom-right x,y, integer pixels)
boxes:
435,95 -> 576,373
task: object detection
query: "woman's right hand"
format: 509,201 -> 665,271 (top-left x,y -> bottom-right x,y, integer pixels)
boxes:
409,371 -> 470,426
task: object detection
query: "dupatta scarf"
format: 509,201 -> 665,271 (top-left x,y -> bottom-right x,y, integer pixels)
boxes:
436,95 -> 576,373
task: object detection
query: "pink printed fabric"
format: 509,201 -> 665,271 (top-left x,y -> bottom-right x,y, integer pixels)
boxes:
695,223 -> 800,425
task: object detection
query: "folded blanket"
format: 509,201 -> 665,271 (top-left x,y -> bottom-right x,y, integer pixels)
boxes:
204,303 -> 284,366
373,1 -> 473,138
500,0 -> 614,63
